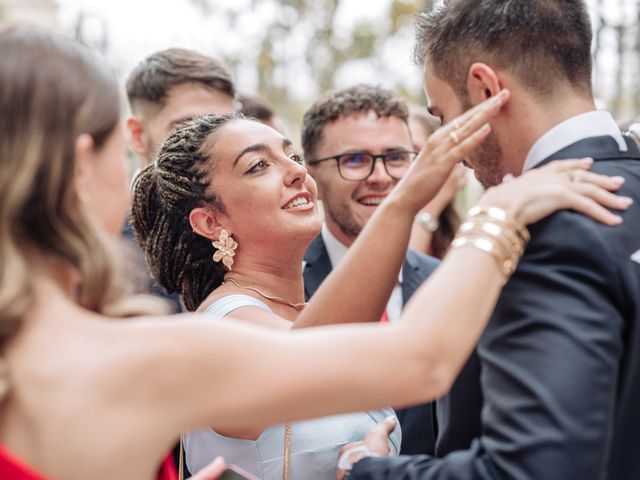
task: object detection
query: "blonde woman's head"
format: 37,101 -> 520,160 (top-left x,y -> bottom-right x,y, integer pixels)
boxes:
0,26 -> 130,349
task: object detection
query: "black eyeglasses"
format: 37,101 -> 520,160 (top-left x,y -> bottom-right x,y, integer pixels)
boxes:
307,150 -> 417,181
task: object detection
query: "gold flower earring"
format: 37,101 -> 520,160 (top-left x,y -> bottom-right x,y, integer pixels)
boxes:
212,229 -> 238,269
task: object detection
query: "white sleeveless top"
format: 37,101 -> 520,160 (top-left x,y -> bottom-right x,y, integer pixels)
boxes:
184,295 -> 401,479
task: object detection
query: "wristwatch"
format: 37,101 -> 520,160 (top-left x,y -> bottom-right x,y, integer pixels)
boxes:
338,445 -> 377,478
416,211 -> 439,232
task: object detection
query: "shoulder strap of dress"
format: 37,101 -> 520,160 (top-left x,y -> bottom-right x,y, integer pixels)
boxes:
203,295 -> 272,320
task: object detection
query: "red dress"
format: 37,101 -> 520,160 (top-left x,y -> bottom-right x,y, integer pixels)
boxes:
0,445 -> 47,480
0,445 -> 178,480
157,454 -> 179,480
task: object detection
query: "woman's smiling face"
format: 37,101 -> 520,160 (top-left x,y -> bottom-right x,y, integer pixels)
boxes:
206,118 -> 321,250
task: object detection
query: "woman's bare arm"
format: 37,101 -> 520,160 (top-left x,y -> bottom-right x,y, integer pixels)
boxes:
123,246 -> 499,436
128,156 -> 628,437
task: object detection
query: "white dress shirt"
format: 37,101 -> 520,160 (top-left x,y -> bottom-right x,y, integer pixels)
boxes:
522,111 -> 627,173
320,223 -> 404,323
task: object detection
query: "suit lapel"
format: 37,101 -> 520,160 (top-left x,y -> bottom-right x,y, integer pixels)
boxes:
401,252 -> 421,306
303,235 -> 333,301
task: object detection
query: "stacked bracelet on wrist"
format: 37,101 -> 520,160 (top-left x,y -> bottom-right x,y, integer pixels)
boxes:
451,205 -> 530,283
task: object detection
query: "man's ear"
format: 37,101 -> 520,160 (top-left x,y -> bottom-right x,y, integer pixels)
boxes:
467,63 -> 502,106
189,206 -> 228,241
126,116 -> 150,162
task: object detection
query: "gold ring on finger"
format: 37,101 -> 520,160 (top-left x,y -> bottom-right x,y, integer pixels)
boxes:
452,119 -> 462,129
449,130 -> 461,145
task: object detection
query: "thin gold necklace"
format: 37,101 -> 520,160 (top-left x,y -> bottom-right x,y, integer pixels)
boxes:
222,276 -> 295,478
224,277 -> 307,311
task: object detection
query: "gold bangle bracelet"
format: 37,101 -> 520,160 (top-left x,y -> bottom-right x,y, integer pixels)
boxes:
451,236 -> 512,282
459,220 -> 525,256
468,205 -> 531,243
461,230 -> 521,269
451,234 -> 518,280
458,223 -> 516,263
468,211 -> 530,245
459,230 -> 519,270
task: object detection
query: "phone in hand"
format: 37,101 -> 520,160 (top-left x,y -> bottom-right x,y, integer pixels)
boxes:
218,465 -> 260,480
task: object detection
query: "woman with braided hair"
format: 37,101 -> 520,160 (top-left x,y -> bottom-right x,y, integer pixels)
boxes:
133,116 -> 405,479
0,26 -> 630,480
131,105 -> 631,477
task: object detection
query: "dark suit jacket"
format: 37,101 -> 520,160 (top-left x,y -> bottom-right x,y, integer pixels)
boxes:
303,234 -> 440,455
350,136 -> 640,479
122,220 -> 182,313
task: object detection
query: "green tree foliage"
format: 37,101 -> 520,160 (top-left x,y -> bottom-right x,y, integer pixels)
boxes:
592,0 -> 640,122
191,0 -> 636,127
191,0 -> 430,131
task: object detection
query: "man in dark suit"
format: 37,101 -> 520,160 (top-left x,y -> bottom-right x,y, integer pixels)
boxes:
301,84 -> 440,455
339,1 -> 640,479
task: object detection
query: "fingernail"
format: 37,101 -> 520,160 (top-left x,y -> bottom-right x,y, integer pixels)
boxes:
582,157 -> 594,164
613,215 -> 623,224
385,415 -> 397,423
612,176 -> 625,184
623,196 -> 634,205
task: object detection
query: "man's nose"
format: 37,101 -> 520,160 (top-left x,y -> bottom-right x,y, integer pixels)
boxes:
365,158 -> 393,184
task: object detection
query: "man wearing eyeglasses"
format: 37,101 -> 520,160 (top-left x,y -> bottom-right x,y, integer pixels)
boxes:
300,83 -> 440,456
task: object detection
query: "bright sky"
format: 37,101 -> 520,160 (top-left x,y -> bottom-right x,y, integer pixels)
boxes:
55,0 -> 398,97
53,0 -> 638,112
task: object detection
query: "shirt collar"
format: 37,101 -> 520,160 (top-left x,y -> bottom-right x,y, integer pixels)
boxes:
522,111 -> 627,173
321,223 -> 349,267
321,223 -> 404,283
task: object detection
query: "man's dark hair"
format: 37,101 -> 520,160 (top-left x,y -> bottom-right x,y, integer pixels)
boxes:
301,84 -> 409,160
414,0 -> 593,98
126,48 -> 235,114
237,94 -> 275,122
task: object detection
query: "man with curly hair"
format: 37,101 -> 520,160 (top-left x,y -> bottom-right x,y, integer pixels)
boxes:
301,84 -> 440,456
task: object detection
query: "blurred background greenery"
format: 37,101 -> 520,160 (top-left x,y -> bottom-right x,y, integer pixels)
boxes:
1,0 -> 638,133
